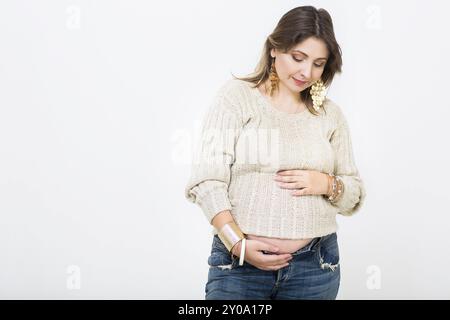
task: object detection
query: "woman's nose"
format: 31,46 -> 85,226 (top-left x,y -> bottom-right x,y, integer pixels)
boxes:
299,64 -> 313,80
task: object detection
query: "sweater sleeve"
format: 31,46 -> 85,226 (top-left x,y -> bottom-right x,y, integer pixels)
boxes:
329,113 -> 366,216
184,82 -> 243,224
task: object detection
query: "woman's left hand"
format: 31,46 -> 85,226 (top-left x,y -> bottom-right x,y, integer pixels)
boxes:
274,169 -> 330,196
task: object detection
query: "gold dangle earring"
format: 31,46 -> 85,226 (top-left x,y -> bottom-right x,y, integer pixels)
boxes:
310,79 -> 327,111
268,57 -> 279,97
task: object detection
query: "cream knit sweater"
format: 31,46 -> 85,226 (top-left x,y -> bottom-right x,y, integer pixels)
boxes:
185,78 -> 366,239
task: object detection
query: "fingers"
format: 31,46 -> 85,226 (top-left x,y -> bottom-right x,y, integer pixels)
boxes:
277,182 -> 303,190
273,174 -> 306,190
263,253 -> 293,265
255,242 -> 292,262
274,175 -> 297,182
290,188 -> 309,196
256,242 -> 280,253
264,263 -> 290,271
259,255 -> 293,271
249,240 -> 293,271
276,170 -> 303,176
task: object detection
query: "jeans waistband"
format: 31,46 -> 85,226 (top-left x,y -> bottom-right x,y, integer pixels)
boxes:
214,232 -> 335,255
290,232 -> 335,255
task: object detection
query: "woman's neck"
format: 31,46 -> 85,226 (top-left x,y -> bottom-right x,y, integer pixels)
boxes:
259,80 -> 306,113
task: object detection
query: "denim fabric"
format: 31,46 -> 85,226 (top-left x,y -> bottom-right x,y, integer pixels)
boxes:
205,232 -> 340,300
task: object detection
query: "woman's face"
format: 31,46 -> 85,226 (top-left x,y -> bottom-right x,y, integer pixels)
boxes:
271,37 -> 329,93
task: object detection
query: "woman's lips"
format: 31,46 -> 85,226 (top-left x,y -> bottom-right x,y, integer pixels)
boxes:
293,78 -> 307,86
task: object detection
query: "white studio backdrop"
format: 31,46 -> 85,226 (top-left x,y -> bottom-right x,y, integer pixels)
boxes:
0,0 -> 449,299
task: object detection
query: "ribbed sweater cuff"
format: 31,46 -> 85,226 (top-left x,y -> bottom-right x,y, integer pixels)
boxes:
333,175 -> 366,216
191,184 -> 233,223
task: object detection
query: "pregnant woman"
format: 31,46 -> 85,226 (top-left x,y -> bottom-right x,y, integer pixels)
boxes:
185,5 -> 366,300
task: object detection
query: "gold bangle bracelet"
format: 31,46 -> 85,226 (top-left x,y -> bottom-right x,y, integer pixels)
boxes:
218,222 -> 245,252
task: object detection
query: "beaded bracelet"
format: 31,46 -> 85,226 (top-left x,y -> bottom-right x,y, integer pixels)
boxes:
326,173 -> 345,203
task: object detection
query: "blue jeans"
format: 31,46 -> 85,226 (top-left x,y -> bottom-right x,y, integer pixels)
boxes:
205,232 -> 340,300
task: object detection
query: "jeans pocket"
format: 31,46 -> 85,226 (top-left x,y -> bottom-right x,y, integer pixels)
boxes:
315,233 -> 340,272
208,236 -> 238,270
212,235 -> 229,253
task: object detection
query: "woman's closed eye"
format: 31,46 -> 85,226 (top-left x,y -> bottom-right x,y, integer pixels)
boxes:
292,56 -> 325,67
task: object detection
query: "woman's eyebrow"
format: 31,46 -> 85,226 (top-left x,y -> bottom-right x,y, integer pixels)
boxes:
291,50 -> 328,61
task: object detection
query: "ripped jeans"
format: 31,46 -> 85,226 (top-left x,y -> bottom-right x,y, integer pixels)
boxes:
205,232 -> 340,300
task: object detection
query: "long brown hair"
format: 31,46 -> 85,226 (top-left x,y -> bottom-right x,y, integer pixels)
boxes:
232,6 -> 343,116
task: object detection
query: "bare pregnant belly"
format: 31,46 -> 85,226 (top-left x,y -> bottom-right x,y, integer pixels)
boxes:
246,234 -> 313,254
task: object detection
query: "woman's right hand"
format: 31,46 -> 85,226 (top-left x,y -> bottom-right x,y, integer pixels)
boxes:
231,239 -> 293,271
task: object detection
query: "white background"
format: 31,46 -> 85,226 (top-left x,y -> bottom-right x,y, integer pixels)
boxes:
1,0 -> 449,299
